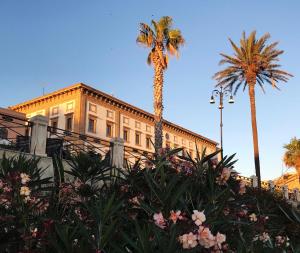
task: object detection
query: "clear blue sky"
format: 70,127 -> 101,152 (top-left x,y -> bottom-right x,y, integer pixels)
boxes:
0,0 -> 299,180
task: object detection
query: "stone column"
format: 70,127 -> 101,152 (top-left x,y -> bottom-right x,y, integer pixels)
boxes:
293,188 -> 300,202
268,180 -> 275,192
30,115 -> 48,157
250,175 -> 258,188
110,137 -> 124,168
282,185 -> 289,200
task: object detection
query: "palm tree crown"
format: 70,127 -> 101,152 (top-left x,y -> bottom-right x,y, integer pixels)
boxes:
137,16 -> 185,69
214,31 -> 292,93
283,137 -> 300,174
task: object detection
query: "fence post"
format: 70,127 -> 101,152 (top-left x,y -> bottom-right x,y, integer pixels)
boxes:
110,137 -> 124,168
268,180 -> 275,192
30,115 -> 48,157
250,175 -> 258,188
282,185 -> 289,200
293,188 -> 300,203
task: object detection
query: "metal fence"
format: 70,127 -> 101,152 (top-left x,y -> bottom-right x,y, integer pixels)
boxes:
46,126 -> 108,159
0,112 -> 32,152
123,147 -> 154,168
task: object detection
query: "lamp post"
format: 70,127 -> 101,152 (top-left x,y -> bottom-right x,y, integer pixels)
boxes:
210,86 -> 234,160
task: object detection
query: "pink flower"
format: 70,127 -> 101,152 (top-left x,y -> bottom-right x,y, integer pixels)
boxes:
215,232 -> 226,247
216,167 -> 232,185
120,184 -> 129,193
145,160 -> 154,169
31,228 -> 38,238
179,232 -> 198,249
20,173 -> 30,185
249,213 -> 257,222
223,207 -> 230,216
74,178 -> 83,189
129,196 -> 140,206
275,235 -> 287,247
153,212 -> 166,229
192,210 -> 206,226
198,226 -> 215,248
211,158 -> 218,168
169,210 -> 183,224
238,181 -> 246,195
259,232 -> 270,243
3,186 -> 12,193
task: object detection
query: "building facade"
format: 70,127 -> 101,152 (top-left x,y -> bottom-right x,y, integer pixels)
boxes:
9,83 -> 218,160
0,108 -> 27,141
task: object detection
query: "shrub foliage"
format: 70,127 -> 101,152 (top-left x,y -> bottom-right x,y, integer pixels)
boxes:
0,149 -> 300,252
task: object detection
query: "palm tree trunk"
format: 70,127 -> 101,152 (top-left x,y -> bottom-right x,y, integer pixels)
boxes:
153,51 -> 164,153
248,84 -> 262,188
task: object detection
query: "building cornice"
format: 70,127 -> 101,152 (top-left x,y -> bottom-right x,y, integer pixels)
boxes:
9,83 -> 218,146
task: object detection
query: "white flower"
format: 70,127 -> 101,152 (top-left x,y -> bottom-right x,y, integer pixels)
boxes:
20,186 -> 31,196
31,227 -> 38,238
259,232 -> 270,243
24,196 -> 31,203
179,232 -> 198,249
20,173 -> 30,185
192,210 -> 206,226
215,232 -> 226,246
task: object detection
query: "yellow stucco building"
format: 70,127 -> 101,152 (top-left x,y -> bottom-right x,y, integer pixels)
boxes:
9,83 -> 218,160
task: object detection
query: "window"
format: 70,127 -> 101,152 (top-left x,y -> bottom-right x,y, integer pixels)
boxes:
166,141 -> 171,148
66,102 -> 74,112
88,117 -> 96,133
174,136 -> 178,143
52,107 -> 59,115
65,114 -> 73,131
182,139 -> 186,146
123,128 -> 129,142
146,135 -> 151,149
50,118 -> 58,133
182,148 -> 188,157
89,103 -> 97,113
165,133 -> 170,140
107,110 -> 114,119
189,142 -> 193,148
106,122 -> 113,138
135,131 -> 141,146
123,117 -> 129,124
0,128 -> 8,139
135,121 -> 141,129
146,125 -> 151,133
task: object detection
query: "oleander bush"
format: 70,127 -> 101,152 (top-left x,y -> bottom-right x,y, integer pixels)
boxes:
0,149 -> 300,253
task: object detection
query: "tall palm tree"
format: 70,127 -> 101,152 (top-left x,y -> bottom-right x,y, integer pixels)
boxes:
213,31 -> 292,187
137,16 -> 184,153
283,137 -> 300,183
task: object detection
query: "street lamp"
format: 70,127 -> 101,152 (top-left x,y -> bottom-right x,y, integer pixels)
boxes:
210,86 -> 234,159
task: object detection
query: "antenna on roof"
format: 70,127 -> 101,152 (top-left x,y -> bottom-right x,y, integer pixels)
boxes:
41,83 -> 47,96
